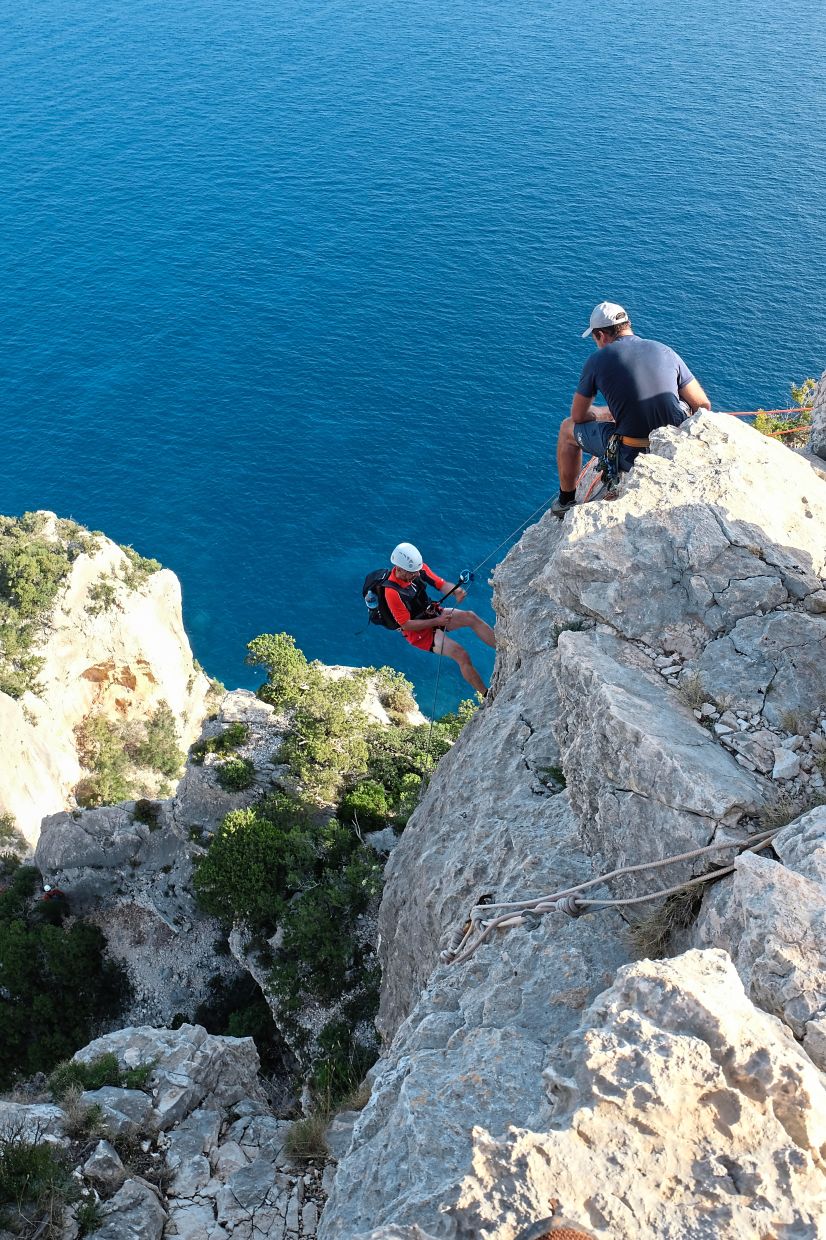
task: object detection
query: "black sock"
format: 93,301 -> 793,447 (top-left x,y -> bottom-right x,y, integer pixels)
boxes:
559,489 -> 576,505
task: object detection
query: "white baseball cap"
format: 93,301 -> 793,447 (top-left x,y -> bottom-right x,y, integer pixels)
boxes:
581,301 -> 629,338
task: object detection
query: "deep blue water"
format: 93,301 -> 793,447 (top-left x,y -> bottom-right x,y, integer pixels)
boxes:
2,0 -> 825,713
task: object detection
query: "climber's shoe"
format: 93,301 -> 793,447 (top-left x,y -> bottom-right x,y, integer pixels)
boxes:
551,496 -> 577,519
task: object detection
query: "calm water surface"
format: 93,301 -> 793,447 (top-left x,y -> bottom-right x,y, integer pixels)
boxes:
1,0 -> 825,710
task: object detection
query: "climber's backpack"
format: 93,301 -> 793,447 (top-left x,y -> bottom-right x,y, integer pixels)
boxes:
362,569 -> 402,629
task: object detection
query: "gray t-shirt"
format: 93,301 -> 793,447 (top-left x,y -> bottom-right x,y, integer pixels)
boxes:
577,334 -> 695,437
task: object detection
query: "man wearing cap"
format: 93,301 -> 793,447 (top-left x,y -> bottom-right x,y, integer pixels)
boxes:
383,542 -> 495,696
551,302 -> 710,517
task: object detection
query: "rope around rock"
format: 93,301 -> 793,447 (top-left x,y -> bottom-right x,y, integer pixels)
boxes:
441,828 -> 780,966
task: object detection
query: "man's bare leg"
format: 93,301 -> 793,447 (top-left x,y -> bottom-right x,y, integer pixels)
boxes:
556,416 -> 583,492
441,609 -> 496,648
433,631 -> 487,695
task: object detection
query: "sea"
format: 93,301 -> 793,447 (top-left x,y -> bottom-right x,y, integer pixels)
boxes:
1,0 -> 825,714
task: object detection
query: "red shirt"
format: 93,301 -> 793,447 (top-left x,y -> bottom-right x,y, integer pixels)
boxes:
385,564 -> 447,638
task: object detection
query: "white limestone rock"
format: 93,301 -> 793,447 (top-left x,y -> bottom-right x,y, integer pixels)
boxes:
73,1024 -> 265,1133
0,514 -> 210,843
92,1177 -> 167,1239
82,1139 -> 126,1191
552,628 -> 761,901
448,951 -> 826,1240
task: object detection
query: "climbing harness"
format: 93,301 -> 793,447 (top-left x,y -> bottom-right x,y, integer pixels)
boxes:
441,828 -> 780,966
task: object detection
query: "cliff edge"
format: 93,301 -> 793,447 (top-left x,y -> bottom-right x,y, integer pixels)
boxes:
320,411 -> 826,1239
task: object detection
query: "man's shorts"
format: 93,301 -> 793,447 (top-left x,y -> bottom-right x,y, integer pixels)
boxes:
573,404 -> 690,473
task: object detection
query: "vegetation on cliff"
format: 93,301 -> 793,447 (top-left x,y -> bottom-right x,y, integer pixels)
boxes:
0,861 -> 128,1089
192,631 -> 476,1105
0,513 -> 97,699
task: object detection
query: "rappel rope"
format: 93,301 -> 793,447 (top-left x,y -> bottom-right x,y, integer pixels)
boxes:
441,828 -> 780,966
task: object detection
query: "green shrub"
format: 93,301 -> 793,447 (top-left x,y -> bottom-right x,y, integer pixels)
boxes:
75,1198 -> 106,1236
189,722 -> 249,764
0,1124 -> 75,1225
309,1018 -> 378,1106
338,780 -> 390,830
130,702 -> 183,777
74,715 -> 133,807
133,799 -> 162,828
246,632 -> 311,710
216,757 -> 255,792
119,545 -> 162,590
374,666 -> 416,718
86,575 -> 122,616
0,515 -> 85,698
0,867 -> 128,1089
48,1052 -> 121,1099
194,794 -> 316,930
269,852 -> 382,1004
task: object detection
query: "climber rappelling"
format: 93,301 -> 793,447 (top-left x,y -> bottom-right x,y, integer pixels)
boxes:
362,542 -> 495,696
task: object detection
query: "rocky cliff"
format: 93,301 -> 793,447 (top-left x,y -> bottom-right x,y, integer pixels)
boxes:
810,368 -> 826,461
319,411 -> 826,1239
0,514 -> 210,843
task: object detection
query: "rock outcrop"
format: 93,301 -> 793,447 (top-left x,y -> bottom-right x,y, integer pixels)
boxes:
0,513 -> 211,843
320,411 -> 826,1239
33,689 -> 284,1027
0,1025 -> 327,1240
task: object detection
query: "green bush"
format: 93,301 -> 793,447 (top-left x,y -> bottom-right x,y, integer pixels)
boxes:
246,632 -> 311,710
309,1018 -> 378,1106
130,701 -> 183,777
189,722 -> 249,764
133,798 -> 162,828
269,851 -> 382,1004
74,714 -> 133,807
338,780 -> 390,830
0,1125 -> 75,1225
248,632 -> 371,799
216,757 -> 255,792
374,666 -> 417,718
194,794 -> 316,930
119,544 -> 162,590
48,1052 -> 121,1099
75,1199 -> 106,1236
0,514 -> 87,698
0,868 -> 128,1089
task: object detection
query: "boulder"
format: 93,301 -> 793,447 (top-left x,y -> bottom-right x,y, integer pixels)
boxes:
73,1024 -> 265,1132
552,629 -> 761,900
82,1139 -> 126,1191
92,1177 -> 167,1240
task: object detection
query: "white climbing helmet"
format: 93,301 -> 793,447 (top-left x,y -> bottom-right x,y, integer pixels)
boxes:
390,542 -> 423,572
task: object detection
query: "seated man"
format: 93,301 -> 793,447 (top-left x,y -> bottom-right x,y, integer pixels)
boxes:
383,542 -> 495,696
552,301 -> 711,517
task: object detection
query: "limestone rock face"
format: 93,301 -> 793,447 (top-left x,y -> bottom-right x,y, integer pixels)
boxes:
33,688 -> 283,1027
449,951 -> 826,1240
810,366 -> 826,460
0,514 -> 211,843
322,412 -> 826,1239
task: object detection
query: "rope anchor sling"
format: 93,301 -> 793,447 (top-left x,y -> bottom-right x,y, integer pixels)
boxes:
441,828 -> 781,966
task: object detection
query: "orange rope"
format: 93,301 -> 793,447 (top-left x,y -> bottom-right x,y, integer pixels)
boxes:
725,407 -> 813,417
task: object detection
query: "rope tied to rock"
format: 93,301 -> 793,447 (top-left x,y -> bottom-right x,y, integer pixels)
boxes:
441,828 -> 781,966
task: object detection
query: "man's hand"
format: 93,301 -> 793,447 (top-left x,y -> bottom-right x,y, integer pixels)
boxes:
679,379 -> 711,412
453,587 -> 467,603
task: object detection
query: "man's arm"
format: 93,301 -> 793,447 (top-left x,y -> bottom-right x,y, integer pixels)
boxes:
679,378 -> 711,412
571,392 -> 597,424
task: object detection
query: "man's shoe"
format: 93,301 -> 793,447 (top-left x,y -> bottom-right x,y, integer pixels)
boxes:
551,496 -> 577,519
